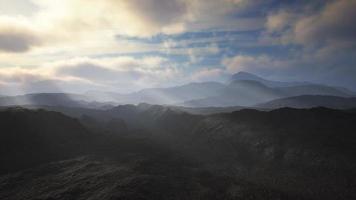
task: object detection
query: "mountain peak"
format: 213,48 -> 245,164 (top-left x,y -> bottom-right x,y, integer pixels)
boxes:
233,71 -> 258,76
230,71 -> 310,88
230,71 -> 264,82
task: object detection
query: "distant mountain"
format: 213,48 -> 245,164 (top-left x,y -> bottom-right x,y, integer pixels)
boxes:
256,95 -> 356,109
0,93 -> 113,109
181,78 -> 354,107
232,71 -> 354,96
169,105 -> 247,115
279,84 -> 352,97
0,93 -> 84,106
84,72 -> 355,107
231,71 -> 308,87
86,82 -> 225,105
182,80 -> 283,107
1,73 -> 354,109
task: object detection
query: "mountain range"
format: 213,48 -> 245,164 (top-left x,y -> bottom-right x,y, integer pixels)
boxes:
230,71 -> 310,87
0,71 -> 355,110
181,72 -> 354,107
87,72 -> 355,107
257,95 -> 356,109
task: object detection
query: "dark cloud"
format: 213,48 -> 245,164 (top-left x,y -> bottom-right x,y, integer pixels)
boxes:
266,0 -> 356,48
0,30 -> 40,53
124,0 -> 188,26
294,0 -> 356,45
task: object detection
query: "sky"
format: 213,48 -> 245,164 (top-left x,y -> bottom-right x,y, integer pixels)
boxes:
0,0 -> 355,95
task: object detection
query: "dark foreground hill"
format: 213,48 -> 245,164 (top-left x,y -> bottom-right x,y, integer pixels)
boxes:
0,108 -> 299,200
0,106 -> 356,199
0,108 -> 93,174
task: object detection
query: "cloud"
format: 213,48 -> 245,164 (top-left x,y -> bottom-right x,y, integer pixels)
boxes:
1,0 -> 354,92
191,68 -> 225,82
260,0 -> 356,73
222,54 -> 289,73
186,43 -> 220,63
265,10 -> 296,33
121,0 -> 189,34
30,0 -> 256,39
0,0 -> 262,60
265,0 -> 356,48
0,31 -> 39,53
293,0 -> 356,45
51,57 -> 180,90
0,56 -> 181,94
0,67 -> 44,83
0,16 -> 40,53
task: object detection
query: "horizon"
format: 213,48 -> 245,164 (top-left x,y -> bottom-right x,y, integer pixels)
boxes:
0,0 -> 356,95
2,70 -> 355,97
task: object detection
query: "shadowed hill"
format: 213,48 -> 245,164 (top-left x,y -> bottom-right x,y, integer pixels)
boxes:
0,108 -> 93,174
230,71 -> 309,87
0,107 -> 307,200
256,95 -> 356,109
1,106 -> 356,199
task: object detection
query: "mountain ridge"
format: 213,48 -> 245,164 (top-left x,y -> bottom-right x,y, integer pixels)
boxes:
1,72 -> 355,108
256,95 -> 356,109
230,71 -> 309,87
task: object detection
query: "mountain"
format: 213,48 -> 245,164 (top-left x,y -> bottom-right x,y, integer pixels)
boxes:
1,105 -> 356,199
169,105 -> 247,115
86,82 -> 225,105
231,71 -> 309,87
0,107 -> 299,200
2,72 -> 349,109
279,84 -> 352,97
256,95 -> 356,109
0,108 -> 93,174
181,78 -> 354,107
0,93 -> 113,109
182,80 -> 283,107
192,107 -> 356,199
1,72 -> 354,109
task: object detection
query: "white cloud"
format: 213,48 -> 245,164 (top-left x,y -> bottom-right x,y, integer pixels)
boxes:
0,56 -> 181,94
223,54 -> 289,73
0,0 -> 263,71
265,10 -> 296,33
186,43 -> 220,64
26,0 -> 260,40
191,68 -> 225,81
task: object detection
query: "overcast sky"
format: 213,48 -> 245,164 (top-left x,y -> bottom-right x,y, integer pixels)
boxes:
0,0 -> 355,95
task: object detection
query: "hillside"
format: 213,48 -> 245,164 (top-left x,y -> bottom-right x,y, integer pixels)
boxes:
256,95 -> 356,109
0,106 -> 356,199
0,108 -> 93,174
230,71 -> 309,87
